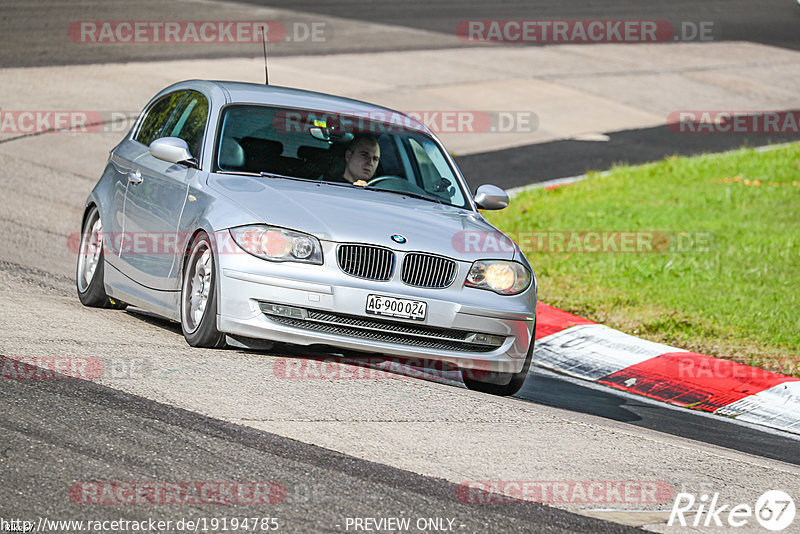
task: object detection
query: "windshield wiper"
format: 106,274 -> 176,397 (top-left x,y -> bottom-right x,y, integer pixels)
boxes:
259,171 -> 313,183
366,187 -> 445,205
216,170 -> 262,177
216,170 -> 318,184
216,170 -> 310,183
317,180 -> 444,204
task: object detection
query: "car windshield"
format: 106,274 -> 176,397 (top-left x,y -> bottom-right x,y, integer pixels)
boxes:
215,105 -> 469,208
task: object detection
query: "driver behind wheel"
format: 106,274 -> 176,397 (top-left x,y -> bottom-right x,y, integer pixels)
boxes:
339,134 -> 380,186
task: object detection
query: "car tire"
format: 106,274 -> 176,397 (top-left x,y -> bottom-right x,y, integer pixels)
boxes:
180,232 -> 227,349
76,206 -> 127,309
461,321 -> 535,396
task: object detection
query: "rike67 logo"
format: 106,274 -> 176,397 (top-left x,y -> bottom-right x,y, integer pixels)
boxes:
669,490 -> 795,531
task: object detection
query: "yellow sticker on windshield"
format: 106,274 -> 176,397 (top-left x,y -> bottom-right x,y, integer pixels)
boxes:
313,119 -> 327,128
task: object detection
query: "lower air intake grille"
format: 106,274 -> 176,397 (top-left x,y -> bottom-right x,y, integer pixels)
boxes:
260,304 -> 503,353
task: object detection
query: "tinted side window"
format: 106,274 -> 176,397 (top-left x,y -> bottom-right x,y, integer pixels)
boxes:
135,91 -> 185,147
163,91 -> 209,158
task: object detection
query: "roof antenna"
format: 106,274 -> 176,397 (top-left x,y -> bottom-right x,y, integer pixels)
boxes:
262,26 -> 269,85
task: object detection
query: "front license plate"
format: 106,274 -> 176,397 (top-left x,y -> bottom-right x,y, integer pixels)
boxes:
366,294 -> 427,321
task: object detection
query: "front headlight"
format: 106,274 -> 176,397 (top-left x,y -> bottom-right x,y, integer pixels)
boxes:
230,225 -> 323,264
465,260 -> 530,295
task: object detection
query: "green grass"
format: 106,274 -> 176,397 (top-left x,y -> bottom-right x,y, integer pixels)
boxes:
486,143 -> 800,376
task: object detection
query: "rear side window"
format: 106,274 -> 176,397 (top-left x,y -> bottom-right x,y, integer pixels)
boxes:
162,91 -> 209,158
135,91 -> 185,147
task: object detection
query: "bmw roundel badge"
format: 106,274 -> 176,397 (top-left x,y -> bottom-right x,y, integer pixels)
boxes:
391,234 -> 407,244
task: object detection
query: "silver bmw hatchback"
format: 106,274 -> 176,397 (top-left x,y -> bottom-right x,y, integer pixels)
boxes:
76,80 -> 537,396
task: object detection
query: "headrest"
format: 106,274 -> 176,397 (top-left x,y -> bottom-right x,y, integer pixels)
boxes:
218,137 -> 245,169
237,137 -> 283,158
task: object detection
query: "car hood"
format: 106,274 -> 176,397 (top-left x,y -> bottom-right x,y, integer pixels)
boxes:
207,174 -> 516,261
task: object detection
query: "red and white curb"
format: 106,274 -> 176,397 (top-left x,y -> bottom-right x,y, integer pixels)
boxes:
533,303 -> 800,435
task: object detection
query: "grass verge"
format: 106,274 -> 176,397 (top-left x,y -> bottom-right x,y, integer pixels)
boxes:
486,143 -> 800,377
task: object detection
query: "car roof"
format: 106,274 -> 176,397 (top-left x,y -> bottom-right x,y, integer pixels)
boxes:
163,80 -> 430,133
216,81 -> 391,112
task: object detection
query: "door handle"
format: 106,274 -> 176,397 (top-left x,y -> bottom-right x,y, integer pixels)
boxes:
128,169 -> 142,185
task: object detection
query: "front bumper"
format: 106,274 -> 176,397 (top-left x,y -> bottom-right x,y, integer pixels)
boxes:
215,237 -> 537,374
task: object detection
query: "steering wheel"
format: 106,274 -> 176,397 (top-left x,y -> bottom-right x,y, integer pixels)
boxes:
366,175 -> 406,187
367,175 -> 430,194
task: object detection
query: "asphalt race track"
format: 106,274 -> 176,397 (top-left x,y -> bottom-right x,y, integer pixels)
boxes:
1,367 -> 634,533
456,125 -> 800,190
5,0 -> 800,67
230,0 -> 800,53
1,1 -> 799,532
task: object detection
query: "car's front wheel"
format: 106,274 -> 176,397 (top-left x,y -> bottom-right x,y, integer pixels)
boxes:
76,206 -> 126,309
181,232 -> 226,348
461,323 -> 535,396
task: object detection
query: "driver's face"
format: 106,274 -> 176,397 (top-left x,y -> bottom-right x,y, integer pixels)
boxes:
344,139 -> 380,182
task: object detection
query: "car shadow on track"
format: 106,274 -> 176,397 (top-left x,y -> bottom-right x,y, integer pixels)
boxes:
119,307 -> 800,464
124,307 -> 183,334
122,306 -> 640,413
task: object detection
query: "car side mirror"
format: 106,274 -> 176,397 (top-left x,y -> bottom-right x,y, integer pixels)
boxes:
149,137 -> 199,168
474,184 -> 509,210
